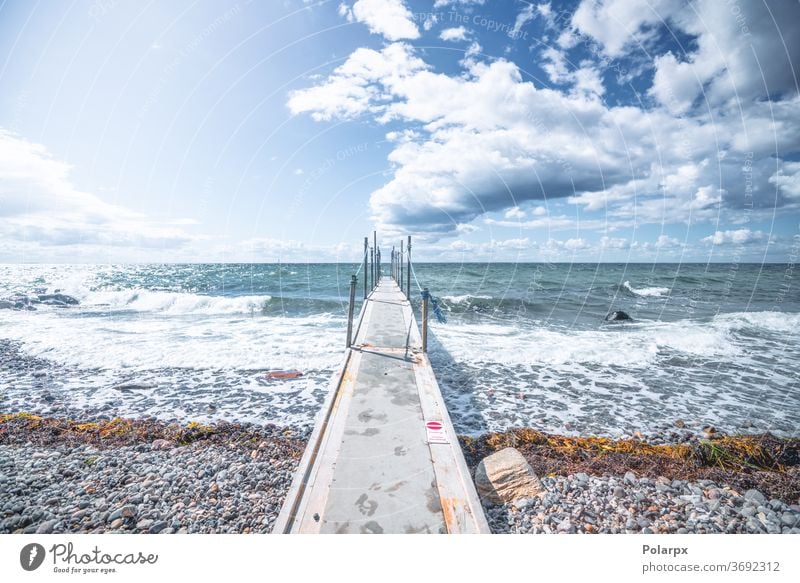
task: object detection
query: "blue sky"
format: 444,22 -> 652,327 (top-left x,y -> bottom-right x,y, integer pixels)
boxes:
0,0 -> 798,262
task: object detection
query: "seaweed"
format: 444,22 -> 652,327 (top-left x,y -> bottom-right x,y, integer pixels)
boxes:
459,428 -> 800,503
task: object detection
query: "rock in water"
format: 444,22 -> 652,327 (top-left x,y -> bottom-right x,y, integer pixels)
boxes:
37,293 -> 79,305
474,447 -> 545,504
605,310 -> 631,322
0,300 -> 14,310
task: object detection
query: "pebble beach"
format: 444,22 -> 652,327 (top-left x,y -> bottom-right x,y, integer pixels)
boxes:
2,413 -> 798,534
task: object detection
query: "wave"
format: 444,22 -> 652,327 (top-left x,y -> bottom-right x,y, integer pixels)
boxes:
80,289 -> 272,315
623,281 -> 670,297
441,294 -> 493,304
714,311 -> 800,334
429,316 -> 754,369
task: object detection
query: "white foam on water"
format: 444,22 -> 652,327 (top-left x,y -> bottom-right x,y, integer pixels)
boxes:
81,289 -> 272,315
0,309 -> 342,370
429,317 -> 739,368
442,294 -> 493,304
714,311 -> 800,334
624,280 -> 670,297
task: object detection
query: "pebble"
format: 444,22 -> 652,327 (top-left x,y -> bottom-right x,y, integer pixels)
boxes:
0,427 -> 303,534
485,473 -> 799,534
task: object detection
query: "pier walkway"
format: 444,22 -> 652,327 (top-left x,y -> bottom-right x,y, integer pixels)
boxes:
275,276 -> 489,534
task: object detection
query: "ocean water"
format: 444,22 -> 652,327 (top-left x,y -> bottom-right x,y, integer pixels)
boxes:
0,263 -> 797,438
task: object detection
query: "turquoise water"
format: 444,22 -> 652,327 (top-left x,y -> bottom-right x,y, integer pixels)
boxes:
0,263 -> 797,438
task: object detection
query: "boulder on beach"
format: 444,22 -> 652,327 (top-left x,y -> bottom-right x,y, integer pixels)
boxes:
474,447 -> 545,504
0,300 -> 14,310
605,310 -> 631,322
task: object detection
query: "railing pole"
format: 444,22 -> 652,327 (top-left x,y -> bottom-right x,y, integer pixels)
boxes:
421,287 -> 429,353
373,231 -> 377,288
406,235 -> 412,299
399,239 -> 404,295
346,275 -> 357,348
363,237 -> 368,298
370,247 -> 374,290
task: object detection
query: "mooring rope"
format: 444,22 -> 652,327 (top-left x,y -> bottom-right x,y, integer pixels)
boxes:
353,247 -> 368,277
413,262 -> 447,324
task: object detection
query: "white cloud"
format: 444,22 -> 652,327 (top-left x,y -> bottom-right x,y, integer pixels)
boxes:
600,235 -> 630,249
770,161 -> 800,199
433,0 -> 484,7
511,4 -> 535,39
287,43 -> 427,121
504,206 -> 525,219
0,130 -> 195,259
349,0 -> 419,41
701,229 -> 766,246
291,3 -> 800,241
439,26 -> 469,42
571,0 -> 683,58
655,234 -> 681,248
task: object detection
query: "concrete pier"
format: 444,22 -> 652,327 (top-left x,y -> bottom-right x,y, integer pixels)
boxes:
275,277 -> 489,534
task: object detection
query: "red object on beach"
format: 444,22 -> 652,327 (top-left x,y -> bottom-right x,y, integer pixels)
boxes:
263,370 -> 303,380
426,421 -> 443,431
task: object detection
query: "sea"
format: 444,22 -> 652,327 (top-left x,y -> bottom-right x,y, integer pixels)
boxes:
0,263 -> 797,438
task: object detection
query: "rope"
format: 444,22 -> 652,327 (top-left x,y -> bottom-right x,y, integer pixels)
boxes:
353,247 -> 368,277
416,265 -> 447,324
409,259 -> 424,292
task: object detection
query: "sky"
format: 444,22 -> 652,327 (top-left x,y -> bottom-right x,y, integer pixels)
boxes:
0,0 -> 799,263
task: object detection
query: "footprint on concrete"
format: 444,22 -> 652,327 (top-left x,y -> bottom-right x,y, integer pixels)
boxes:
355,493 -> 378,516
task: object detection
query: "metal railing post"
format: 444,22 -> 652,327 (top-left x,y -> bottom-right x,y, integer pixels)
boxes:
370,247 -> 374,290
399,240 -> 404,295
373,231 -> 377,288
421,287 -> 429,353
363,237 -> 368,298
346,275 -> 357,348
376,248 -> 381,282
406,235 -> 412,299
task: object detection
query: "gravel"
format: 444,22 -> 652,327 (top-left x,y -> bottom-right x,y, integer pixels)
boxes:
0,434 -> 302,534
484,473 -> 800,534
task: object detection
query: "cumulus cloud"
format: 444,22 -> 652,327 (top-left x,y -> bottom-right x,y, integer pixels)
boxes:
701,229 -> 767,246
439,26 -> 469,42
291,1 -> 800,241
344,0 -> 420,41
655,234 -> 682,248
504,206 -> 525,219
0,131 -> 195,258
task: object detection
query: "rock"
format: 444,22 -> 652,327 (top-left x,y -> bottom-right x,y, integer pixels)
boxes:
474,448 -> 545,504
703,426 -> 717,438
744,489 -> 766,506
107,505 -> 136,522
613,486 -> 625,498
605,310 -> 631,322
136,519 -> 153,531
674,419 -> 685,428
151,439 -> 171,451
0,300 -> 15,309
781,512 -> 798,527
36,519 -> 58,534
148,521 -> 168,534
623,471 -> 637,485
557,518 -> 575,533
37,293 -> 79,305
